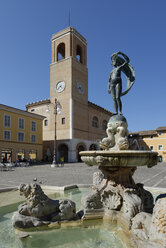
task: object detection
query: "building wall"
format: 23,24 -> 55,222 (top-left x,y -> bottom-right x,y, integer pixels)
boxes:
0,106 -> 44,162
137,131 -> 166,162
88,103 -> 111,142
0,141 -> 43,162
27,101 -> 112,163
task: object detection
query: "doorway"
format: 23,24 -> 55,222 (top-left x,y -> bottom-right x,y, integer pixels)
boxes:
77,144 -> 86,162
1,149 -> 12,163
58,144 -> 68,163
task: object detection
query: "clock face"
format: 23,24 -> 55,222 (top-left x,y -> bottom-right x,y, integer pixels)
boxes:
77,82 -> 84,94
56,81 -> 66,93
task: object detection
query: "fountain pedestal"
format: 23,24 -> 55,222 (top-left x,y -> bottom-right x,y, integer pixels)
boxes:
80,115 -> 158,225
80,150 -> 158,224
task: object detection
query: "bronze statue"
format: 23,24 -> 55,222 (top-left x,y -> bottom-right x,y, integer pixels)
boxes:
108,52 -> 135,115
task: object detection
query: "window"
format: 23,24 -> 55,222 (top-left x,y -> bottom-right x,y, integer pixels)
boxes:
44,119 -> 48,126
18,118 -> 24,129
150,146 -> 153,150
158,145 -> 163,150
31,135 -> 36,143
57,43 -> 65,61
92,116 -> 99,128
62,118 -> 65,125
4,115 -> 11,127
4,130 -> 10,140
76,45 -> 82,63
31,121 -> 36,131
102,120 -> 107,131
141,146 -> 145,150
18,132 -> 24,142
31,109 -> 35,112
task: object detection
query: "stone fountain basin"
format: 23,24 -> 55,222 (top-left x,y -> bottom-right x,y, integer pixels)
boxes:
0,187 -> 132,248
80,150 -> 158,168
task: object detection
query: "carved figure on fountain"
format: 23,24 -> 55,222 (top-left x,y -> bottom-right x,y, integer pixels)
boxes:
136,183 -> 154,214
122,188 -> 142,221
149,197 -> 166,245
81,191 -> 103,210
101,186 -> 122,211
52,199 -> 76,221
17,183 -> 59,218
93,172 -> 104,189
131,196 -> 166,247
12,183 -> 77,229
100,115 -> 129,151
131,212 -> 152,240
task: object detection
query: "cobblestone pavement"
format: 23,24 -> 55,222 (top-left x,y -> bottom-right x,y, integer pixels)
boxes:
0,162 -> 166,190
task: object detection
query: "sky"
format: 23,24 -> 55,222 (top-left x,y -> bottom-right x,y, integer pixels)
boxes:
0,0 -> 166,132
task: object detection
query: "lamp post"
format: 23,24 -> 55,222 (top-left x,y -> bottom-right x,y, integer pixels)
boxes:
48,98 -> 62,168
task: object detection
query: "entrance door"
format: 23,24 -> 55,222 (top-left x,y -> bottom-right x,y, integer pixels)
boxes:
1,149 -> 12,163
77,145 -> 85,162
58,144 -> 68,163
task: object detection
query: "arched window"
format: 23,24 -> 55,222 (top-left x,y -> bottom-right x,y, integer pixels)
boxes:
92,116 -> 99,128
102,120 -> 107,131
57,43 -> 65,61
44,119 -> 48,126
76,45 -> 82,63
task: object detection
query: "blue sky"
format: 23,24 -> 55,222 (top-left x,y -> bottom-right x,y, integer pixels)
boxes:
0,0 -> 166,132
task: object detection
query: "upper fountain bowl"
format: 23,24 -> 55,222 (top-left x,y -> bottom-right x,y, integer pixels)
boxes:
80,150 -> 158,168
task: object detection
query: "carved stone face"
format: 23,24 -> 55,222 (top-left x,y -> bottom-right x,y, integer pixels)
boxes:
108,120 -> 127,133
108,115 -> 128,131
19,184 -> 31,197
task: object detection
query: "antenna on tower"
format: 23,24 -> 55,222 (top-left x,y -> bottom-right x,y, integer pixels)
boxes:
69,9 -> 71,27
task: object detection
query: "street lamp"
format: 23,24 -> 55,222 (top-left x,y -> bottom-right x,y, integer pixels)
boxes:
47,98 -> 62,168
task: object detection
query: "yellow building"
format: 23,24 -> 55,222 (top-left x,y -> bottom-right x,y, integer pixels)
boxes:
131,126 -> 166,162
0,104 -> 45,163
26,27 -> 113,162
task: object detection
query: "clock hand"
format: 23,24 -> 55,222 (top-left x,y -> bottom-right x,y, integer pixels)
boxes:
57,85 -> 62,90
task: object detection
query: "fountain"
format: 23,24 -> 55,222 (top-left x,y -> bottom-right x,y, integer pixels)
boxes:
80,52 -> 166,247
8,51 -> 166,247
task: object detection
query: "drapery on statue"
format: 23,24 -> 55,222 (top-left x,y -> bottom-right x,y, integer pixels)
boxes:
108,51 -> 135,115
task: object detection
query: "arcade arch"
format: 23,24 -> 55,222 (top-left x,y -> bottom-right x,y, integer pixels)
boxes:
58,143 -> 68,162
76,143 -> 86,162
89,144 -> 98,150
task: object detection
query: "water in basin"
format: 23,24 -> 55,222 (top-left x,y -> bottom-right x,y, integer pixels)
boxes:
0,188 -> 130,248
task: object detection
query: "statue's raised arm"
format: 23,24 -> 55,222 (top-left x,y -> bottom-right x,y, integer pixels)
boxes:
116,51 -> 130,63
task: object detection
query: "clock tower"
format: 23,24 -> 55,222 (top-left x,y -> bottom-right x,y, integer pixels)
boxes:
50,27 -> 89,149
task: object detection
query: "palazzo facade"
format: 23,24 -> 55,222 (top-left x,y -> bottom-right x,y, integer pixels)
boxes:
0,104 -> 44,163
